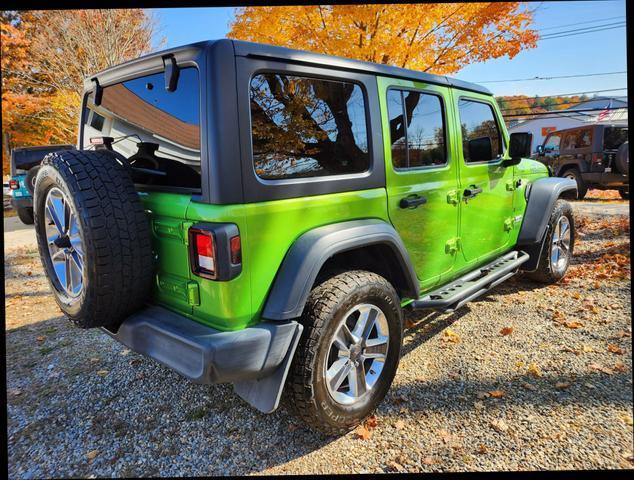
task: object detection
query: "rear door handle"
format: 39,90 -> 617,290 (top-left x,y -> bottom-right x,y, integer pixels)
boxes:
399,194 -> 427,209
463,186 -> 483,200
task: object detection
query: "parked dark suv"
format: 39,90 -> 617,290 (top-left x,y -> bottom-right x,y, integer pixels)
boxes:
535,124 -> 629,199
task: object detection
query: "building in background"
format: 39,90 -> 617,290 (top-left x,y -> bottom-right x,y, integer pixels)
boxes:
508,97 -> 628,152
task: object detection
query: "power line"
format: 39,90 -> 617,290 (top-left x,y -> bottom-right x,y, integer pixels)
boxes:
539,23 -> 625,41
537,16 -> 624,32
503,107 -> 627,118
539,21 -> 625,38
477,71 -> 627,84
500,98 -> 623,114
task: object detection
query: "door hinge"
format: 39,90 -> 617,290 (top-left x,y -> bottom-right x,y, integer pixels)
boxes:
506,180 -> 516,191
446,190 -> 459,205
187,281 -> 200,306
445,237 -> 461,255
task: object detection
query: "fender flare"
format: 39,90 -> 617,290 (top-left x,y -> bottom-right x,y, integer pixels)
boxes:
261,219 -> 420,321
518,176 -> 577,246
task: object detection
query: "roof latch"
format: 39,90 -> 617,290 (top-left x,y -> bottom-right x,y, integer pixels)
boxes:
162,55 -> 180,92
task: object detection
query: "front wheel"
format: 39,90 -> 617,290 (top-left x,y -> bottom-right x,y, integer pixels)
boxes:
562,168 -> 587,200
285,270 -> 403,435
526,199 -> 575,283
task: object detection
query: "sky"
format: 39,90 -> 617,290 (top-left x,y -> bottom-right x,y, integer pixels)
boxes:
151,1 -> 627,99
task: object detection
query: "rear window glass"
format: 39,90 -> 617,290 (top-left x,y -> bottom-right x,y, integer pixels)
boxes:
82,67 -> 201,189
249,73 -> 370,180
603,127 -> 628,150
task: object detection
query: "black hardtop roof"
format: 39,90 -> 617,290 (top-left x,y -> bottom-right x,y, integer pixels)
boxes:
88,39 -> 492,96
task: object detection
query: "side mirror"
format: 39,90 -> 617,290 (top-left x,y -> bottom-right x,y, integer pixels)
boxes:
504,132 -> 533,166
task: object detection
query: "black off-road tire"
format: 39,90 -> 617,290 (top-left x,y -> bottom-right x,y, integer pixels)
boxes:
34,149 -> 153,330
25,165 -> 40,195
562,167 -> 587,200
618,187 -> 629,200
16,206 -> 34,225
615,142 -> 628,175
526,199 -> 575,284
285,270 -> 403,436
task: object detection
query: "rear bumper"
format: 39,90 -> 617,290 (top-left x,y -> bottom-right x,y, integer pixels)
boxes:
103,305 -> 301,385
11,197 -> 32,209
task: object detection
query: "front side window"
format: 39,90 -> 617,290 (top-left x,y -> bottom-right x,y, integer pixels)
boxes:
249,73 -> 369,180
458,99 -> 502,163
82,67 -> 201,189
543,133 -> 561,153
387,89 -> 446,169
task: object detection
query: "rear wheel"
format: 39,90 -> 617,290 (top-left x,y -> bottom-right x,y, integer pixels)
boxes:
285,270 -> 403,435
16,206 -> 34,225
562,168 -> 587,200
34,149 -> 153,330
618,187 -> 629,200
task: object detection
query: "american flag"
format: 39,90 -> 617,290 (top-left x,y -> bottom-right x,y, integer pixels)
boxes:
597,99 -> 613,122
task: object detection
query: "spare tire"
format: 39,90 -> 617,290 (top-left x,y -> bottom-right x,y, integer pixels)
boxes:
33,149 -> 153,329
25,165 -> 40,195
615,142 -> 629,174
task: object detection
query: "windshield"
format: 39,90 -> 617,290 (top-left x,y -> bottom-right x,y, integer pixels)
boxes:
603,127 -> 628,150
81,67 -> 201,190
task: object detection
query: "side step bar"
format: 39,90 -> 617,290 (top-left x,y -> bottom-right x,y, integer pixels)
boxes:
410,250 -> 530,313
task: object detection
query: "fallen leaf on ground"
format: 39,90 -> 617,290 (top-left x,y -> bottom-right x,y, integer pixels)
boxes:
527,363 -> 543,378
521,382 -> 537,391
621,414 -> 634,426
474,401 -> 484,410
564,321 -> 583,329
394,420 -> 406,430
608,344 -> 624,355
9,388 -> 22,396
354,425 -> 372,440
555,381 -> 572,390
613,361 -> 626,373
288,423 -> 299,432
36,336 -> 46,342
422,456 -> 434,465
488,389 -> 506,398
365,415 -> 378,429
582,345 -> 594,353
86,450 -> 99,461
441,329 -> 460,343
387,461 -> 405,472
589,363 -> 614,375
96,370 -> 109,376
477,444 -> 488,454
490,419 -> 509,433
89,357 -> 100,363
438,429 -> 452,444
500,327 -> 513,336
476,391 -> 490,400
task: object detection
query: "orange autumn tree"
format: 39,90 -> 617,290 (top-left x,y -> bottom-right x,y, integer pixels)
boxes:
1,10 -> 160,174
229,3 -> 537,75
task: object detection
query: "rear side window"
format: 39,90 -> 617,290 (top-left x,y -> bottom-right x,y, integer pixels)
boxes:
249,73 -> 369,180
562,130 -> 580,151
604,127 -> 628,150
458,99 -> 502,163
387,89 -> 446,168
82,67 -> 201,189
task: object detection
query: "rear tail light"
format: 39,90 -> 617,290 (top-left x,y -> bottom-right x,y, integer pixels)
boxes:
230,236 -> 241,265
188,224 -> 242,281
189,228 -> 217,279
8,179 -> 19,190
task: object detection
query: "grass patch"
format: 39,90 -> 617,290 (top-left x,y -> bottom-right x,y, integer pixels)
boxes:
39,346 -> 56,355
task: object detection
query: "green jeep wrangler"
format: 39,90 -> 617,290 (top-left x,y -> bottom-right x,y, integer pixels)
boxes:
33,40 -> 576,435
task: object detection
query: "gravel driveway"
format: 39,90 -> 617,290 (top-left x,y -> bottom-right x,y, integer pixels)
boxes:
5,211 -> 632,476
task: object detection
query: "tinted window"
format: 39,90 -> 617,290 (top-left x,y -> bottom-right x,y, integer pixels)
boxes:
82,67 -> 201,189
579,128 -> 592,147
250,73 -> 369,180
458,99 -> 502,162
90,111 -> 105,131
603,127 -> 628,150
387,89 -> 446,168
562,130 -> 579,151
